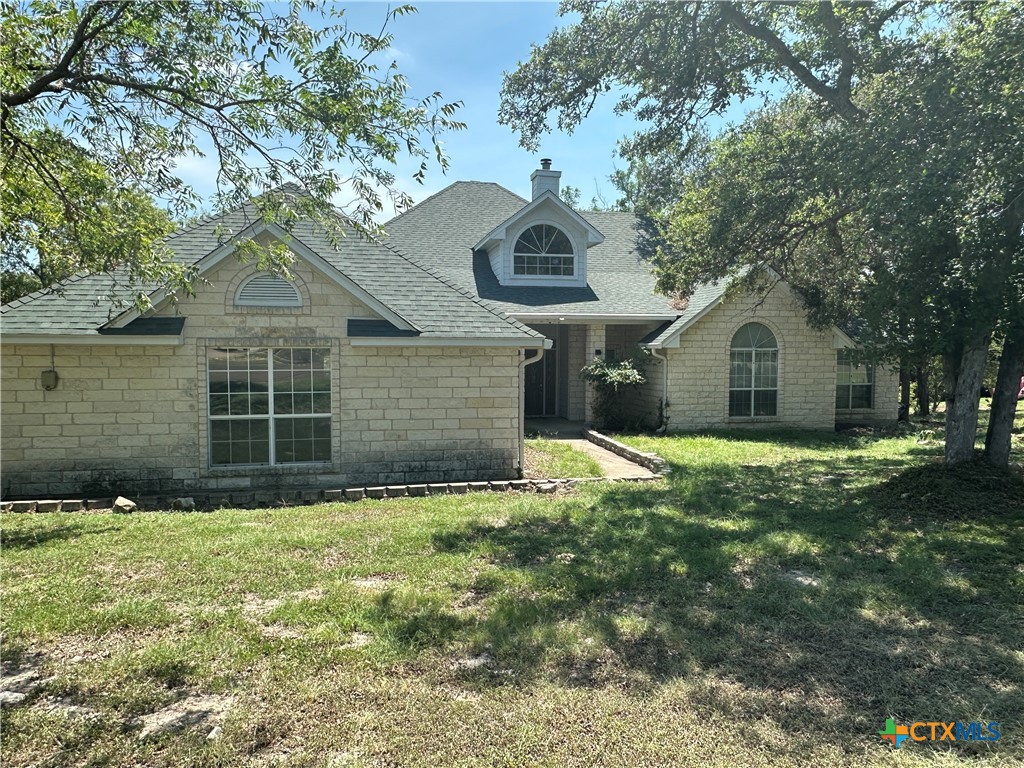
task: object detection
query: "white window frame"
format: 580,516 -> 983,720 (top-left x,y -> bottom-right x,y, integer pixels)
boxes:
207,347 -> 331,468
511,223 -> 577,279
836,350 -> 874,410
729,323 -> 779,418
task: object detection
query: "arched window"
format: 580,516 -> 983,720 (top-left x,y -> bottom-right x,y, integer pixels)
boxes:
729,323 -> 778,417
513,224 -> 574,276
234,273 -> 302,308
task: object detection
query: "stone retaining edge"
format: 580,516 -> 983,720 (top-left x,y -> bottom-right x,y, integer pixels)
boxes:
582,429 -> 669,474
0,474 -> 663,514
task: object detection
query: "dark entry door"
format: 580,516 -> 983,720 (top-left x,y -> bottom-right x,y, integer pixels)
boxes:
525,331 -> 559,417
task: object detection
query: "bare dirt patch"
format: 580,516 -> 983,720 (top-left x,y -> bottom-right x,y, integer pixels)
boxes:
321,548 -> 352,569
341,631 -> 372,648
349,573 -> 403,590
241,587 -> 326,619
258,624 -> 304,640
135,693 -> 234,740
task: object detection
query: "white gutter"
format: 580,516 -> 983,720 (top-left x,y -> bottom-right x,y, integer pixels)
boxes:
1,334 -> 185,347
350,337 -> 550,349
649,348 -> 670,431
518,346 -> 546,473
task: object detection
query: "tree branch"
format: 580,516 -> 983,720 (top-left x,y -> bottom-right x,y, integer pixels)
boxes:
1,1 -> 132,107
719,2 -> 866,122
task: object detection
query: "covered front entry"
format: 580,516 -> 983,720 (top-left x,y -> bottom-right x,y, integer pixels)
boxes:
524,324 -> 569,417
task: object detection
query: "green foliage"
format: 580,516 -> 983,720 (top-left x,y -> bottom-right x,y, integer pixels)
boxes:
500,1 -> 922,161
579,350 -> 648,430
1,128 -> 178,304
0,1 -> 464,305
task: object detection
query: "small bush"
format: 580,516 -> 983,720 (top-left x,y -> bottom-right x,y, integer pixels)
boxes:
579,351 -> 648,431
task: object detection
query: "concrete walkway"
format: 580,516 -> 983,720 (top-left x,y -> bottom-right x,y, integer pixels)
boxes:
561,438 -> 657,479
525,418 -> 658,479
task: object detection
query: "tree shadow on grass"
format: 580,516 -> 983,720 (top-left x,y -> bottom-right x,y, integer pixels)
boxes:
421,451 -> 1024,757
0,523 -> 119,551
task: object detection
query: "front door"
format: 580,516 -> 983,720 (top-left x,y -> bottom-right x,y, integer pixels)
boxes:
525,328 -> 560,417
525,345 -> 557,416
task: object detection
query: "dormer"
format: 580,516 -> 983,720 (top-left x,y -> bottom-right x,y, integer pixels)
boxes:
475,160 -> 604,288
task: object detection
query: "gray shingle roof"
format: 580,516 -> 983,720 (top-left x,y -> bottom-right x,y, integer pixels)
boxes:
639,279 -> 731,346
383,181 -> 678,317
2,190 -> 541,343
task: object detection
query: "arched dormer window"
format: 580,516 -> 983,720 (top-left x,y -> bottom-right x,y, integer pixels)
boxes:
729,322 -> 778,417
234,273 -> 302,308
513,224 -> 575,277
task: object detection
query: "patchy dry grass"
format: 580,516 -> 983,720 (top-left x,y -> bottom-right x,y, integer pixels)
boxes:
523,437 -> 603,479
2,428 -> 1022,767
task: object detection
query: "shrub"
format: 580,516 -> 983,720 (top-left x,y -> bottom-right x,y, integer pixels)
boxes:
579,350 -> 648,430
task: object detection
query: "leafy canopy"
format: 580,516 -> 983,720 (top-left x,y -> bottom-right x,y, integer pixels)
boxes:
1,1 -> 464,305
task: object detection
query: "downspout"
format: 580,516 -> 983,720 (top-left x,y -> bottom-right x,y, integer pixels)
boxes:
649,347 -> 669,432
518,346 -> 546,474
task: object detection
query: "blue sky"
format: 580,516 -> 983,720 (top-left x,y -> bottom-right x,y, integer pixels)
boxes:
177,2 -> 647,216
337,1 -> 642,212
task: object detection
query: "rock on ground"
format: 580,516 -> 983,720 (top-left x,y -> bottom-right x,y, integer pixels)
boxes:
112,496 -> 137,514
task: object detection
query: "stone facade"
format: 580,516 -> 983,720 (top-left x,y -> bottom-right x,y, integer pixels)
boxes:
654,284 -> 898,432
0,251 -> 522,498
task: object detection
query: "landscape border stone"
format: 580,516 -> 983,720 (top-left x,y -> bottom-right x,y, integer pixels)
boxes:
582,429 -> 669,474
1,442 -> 668,514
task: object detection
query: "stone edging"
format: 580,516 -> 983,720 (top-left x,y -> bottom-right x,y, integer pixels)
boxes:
0,475 -> 663,514
583,429 -> 669,474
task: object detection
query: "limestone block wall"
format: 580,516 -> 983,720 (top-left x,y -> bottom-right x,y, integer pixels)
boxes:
566,325 -> 587,422
663,285 -> 837,431
0,250 -> 522,498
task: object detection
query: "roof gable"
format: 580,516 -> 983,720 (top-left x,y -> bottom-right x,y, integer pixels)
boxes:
2,187 -> 542,345
383,183 -> 677,318
473,190 -> 604,252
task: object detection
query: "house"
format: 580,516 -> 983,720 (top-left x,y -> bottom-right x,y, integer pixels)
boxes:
0,162 -> 896,499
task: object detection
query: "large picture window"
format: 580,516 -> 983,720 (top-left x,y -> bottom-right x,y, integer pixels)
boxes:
513,224 -> 575,276
207,347 -> 331,466
836,350 -> 874,409
729,323 -> 778,417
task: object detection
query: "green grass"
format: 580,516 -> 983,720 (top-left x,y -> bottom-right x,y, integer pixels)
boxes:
523,438 -> 604,478
2,428 -> 1022,767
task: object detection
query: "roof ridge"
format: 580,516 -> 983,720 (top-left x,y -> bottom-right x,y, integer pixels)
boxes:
383,181 -> 527,228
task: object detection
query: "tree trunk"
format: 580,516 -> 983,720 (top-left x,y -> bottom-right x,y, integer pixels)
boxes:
944,339 -> 989,465
984,334 -> 1024,467
899,367 -> 911,422
916,364 -> 930,417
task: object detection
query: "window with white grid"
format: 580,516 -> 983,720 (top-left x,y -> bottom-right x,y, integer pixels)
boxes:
207,347 -> 331,466
729,323 -> 778,417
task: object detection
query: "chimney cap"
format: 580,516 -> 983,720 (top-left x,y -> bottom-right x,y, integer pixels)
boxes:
540,158 -> 552,171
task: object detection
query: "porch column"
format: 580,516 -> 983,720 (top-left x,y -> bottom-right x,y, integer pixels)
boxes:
584,323 -> 606,423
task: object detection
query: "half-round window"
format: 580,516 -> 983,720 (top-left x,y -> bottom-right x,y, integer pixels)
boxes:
513,224 -> 575,277
234,273 -> 302,308
729,322 -> 778,417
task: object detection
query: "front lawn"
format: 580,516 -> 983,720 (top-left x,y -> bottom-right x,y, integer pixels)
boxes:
2,430 -> 1022,767
523,437 -> 604,479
